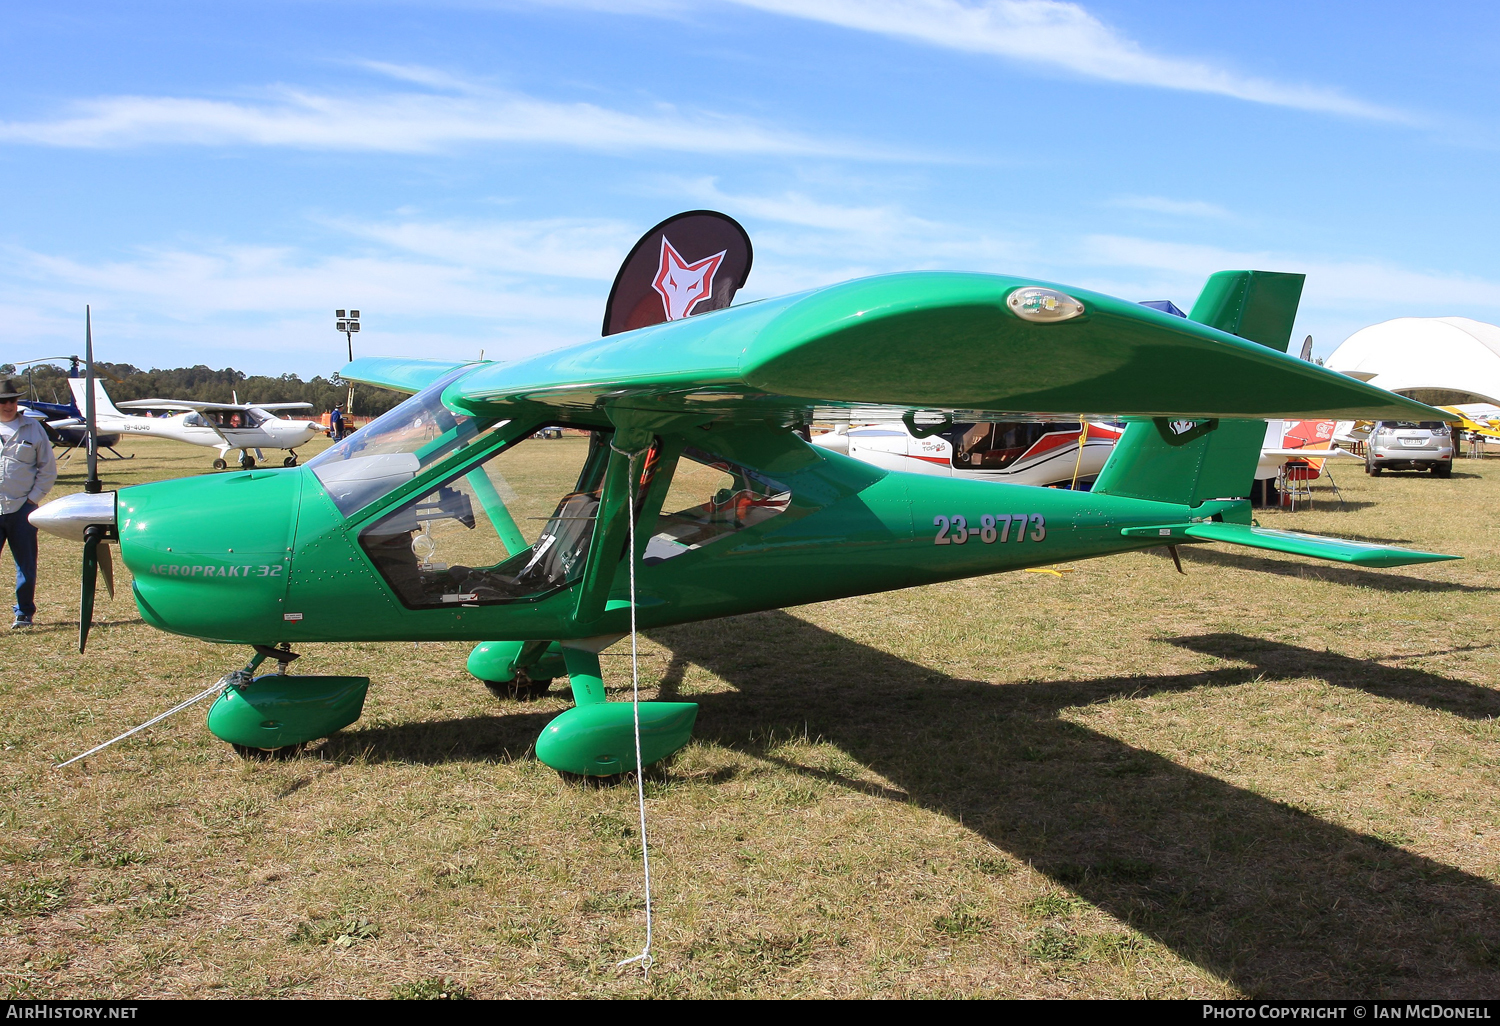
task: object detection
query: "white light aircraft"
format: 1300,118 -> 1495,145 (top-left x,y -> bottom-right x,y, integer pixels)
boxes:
61,378 -> 323,469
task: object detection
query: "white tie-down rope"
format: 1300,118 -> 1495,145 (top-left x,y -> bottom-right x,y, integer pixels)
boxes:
55,676 -> 230,768
613,444 -> 654,974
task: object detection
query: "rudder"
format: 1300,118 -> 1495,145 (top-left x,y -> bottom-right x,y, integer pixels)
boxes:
67,377 -> 123,418
1091,270 -> 1305,507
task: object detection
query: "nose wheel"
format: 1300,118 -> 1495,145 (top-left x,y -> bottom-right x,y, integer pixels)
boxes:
283,452 -> 299,467
239,453 -> 256,469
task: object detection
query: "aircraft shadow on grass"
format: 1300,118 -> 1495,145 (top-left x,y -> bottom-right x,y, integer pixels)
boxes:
327,612 -> 1500,995
321,709 -> 557,765
1297,499 -> 1378,512
648,613 -> 1500,998
1165,546 -> 1498,594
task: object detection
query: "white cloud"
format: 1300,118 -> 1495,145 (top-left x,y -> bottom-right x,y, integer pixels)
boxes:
1082,234 -> 1500,310
724,0 -> 1406,121
324,216 -> 637,280
0,63 -> 894,158
1109,195 -> 1232,219
669,177 -> 1027,287
0,234 -> 610,374
678,176 -> 940,236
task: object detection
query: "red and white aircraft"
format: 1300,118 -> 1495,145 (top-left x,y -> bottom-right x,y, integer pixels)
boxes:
812,419 -> 1124,489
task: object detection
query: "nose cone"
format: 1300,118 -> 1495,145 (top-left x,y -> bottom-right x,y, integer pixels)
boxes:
30,491 -> 116,541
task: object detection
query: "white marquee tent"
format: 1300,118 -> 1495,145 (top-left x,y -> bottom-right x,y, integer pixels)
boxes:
1326,317 -> 1500,408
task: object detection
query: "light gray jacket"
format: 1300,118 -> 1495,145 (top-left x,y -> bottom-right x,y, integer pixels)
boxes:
0,415 -> 58,515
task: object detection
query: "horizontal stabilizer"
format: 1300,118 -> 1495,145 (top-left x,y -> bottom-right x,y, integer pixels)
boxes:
1123,522 -> 1459,568
1261,447 -> 1361,459
340,357 -> 475,395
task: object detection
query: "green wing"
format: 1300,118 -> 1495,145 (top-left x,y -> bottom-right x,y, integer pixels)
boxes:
435,272 -> 1441,422
341,272 -> 1441,421
341,357 -> 474,395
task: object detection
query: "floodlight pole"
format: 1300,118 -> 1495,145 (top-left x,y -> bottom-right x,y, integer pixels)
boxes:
335,308 -> 361,419
343,327 -> 355,417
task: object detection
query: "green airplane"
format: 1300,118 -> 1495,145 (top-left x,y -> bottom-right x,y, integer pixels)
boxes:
34,211 -> 1457,775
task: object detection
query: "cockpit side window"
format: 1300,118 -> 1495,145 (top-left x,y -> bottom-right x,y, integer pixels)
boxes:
644,447 -> 789,564
357,428 -> 656,609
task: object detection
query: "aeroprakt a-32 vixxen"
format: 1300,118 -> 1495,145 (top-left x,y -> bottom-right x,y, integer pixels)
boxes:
34,211 -> 1457,775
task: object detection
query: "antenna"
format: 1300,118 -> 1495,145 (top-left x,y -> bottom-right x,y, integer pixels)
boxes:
84,306 -> 101,495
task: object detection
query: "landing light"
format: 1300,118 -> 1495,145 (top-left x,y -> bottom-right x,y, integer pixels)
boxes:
1007,287 -> 1084,323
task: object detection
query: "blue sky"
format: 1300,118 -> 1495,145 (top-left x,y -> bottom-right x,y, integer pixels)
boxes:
2,0 -> 1497,377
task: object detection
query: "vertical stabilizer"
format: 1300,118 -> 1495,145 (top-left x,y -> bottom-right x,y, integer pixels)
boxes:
68,377 -> 123,419
1091,271 -> 1305,507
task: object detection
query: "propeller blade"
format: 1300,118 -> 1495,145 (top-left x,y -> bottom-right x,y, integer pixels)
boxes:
99,540 -> 115,600
80,527 -> 101,653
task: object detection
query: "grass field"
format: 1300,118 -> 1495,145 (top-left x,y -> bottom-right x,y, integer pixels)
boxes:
3,435 -> 1499,999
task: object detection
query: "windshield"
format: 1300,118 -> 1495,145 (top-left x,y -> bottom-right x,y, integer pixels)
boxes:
308,367 -> 494,515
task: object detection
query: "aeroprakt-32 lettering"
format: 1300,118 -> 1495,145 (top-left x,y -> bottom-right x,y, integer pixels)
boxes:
149,563 -> 283,578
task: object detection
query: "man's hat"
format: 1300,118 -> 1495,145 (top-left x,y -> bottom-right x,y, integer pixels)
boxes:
0,381 -> 24,400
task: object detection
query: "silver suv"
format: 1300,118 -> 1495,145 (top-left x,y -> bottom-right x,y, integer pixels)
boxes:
1365,421 -> 1453,477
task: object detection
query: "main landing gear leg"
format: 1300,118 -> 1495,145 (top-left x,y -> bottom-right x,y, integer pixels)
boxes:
207,644 -> 370,760
468,639 -> 562,699
532,637 -> 698,779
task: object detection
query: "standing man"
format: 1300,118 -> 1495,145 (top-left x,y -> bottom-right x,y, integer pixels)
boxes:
329,405 -> 344,442
0,381 -> 58,628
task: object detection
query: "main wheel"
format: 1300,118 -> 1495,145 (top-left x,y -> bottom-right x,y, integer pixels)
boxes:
483,668 -> 553,700
283,455 -> 298,467
212,458 -> 228,470
239,454 -> 256,469
230,742 -> 303,761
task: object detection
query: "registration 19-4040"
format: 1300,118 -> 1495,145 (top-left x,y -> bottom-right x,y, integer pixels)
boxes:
933,514 -> 1045,545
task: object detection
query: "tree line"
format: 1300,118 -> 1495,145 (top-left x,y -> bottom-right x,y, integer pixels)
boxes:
0,362 -> 405,418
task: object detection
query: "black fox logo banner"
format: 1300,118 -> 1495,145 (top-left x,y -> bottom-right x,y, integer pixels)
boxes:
603,210 -> 753,336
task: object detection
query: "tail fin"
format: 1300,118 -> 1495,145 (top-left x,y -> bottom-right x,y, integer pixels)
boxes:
1091,270 -> 1305,507
67,377 -> 123,418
